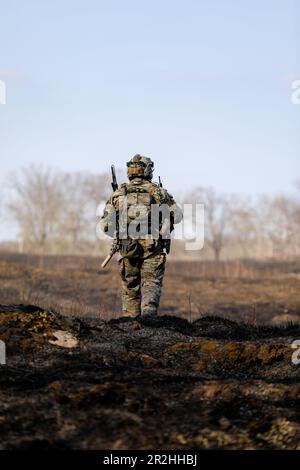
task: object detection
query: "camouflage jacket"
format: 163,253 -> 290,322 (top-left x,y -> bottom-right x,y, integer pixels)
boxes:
99,178 -> 183,254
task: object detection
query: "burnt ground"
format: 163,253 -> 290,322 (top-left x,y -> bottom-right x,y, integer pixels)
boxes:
1,304 -> 300,449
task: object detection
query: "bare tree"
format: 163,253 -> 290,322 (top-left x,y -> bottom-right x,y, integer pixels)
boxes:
8,165 -> 64,254
59,171 -> 111,252
257,194 -> 299,258
188,187 -> 232,261
59,172 -> 91,252
230,198 -> 258,258
83,172 -> 111,211
7,165 -> 115,255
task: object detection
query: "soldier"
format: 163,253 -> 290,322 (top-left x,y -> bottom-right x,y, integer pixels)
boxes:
100,154 -> 183,318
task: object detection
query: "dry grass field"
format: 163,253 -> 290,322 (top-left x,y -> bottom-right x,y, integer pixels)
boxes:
0,251 -> 300,325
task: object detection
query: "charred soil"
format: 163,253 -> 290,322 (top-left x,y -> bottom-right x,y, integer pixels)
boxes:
0,304 -> 300,449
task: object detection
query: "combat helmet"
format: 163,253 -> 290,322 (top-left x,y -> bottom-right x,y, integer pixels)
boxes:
127,154 -> 154,180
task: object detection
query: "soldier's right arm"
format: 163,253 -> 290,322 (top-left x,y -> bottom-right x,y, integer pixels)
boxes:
99,192 -> 120,238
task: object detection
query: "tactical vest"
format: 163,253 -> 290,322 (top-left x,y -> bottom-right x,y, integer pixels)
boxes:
117,179 -> 163,241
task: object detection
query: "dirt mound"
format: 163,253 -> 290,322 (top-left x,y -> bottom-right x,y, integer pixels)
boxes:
0,304 -> 300,449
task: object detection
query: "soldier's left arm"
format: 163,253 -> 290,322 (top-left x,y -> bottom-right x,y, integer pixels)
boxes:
160,188 -> 183,225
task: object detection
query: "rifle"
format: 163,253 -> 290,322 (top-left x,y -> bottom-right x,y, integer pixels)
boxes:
101,238 -> 119,268
111,165 -> 118,191
101,165 -> 119,269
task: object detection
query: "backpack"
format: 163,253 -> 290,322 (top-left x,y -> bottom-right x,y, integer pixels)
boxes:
117,179 -> 163,241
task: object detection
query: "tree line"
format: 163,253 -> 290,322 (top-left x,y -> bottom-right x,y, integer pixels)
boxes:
2,165 -> 300,261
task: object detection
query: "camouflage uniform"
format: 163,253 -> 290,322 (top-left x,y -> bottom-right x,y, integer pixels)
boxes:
119,250 -> 166,316
100,155 -> 182,318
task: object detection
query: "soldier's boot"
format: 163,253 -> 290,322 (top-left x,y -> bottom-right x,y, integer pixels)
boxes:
140,253 -> 166,318
119,257 -> 142,317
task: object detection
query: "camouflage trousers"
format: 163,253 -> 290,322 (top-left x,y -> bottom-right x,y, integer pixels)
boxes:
118,252 -> 166,317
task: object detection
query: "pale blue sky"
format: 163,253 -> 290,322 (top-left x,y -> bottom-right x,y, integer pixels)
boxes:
0,0 -> 299,198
